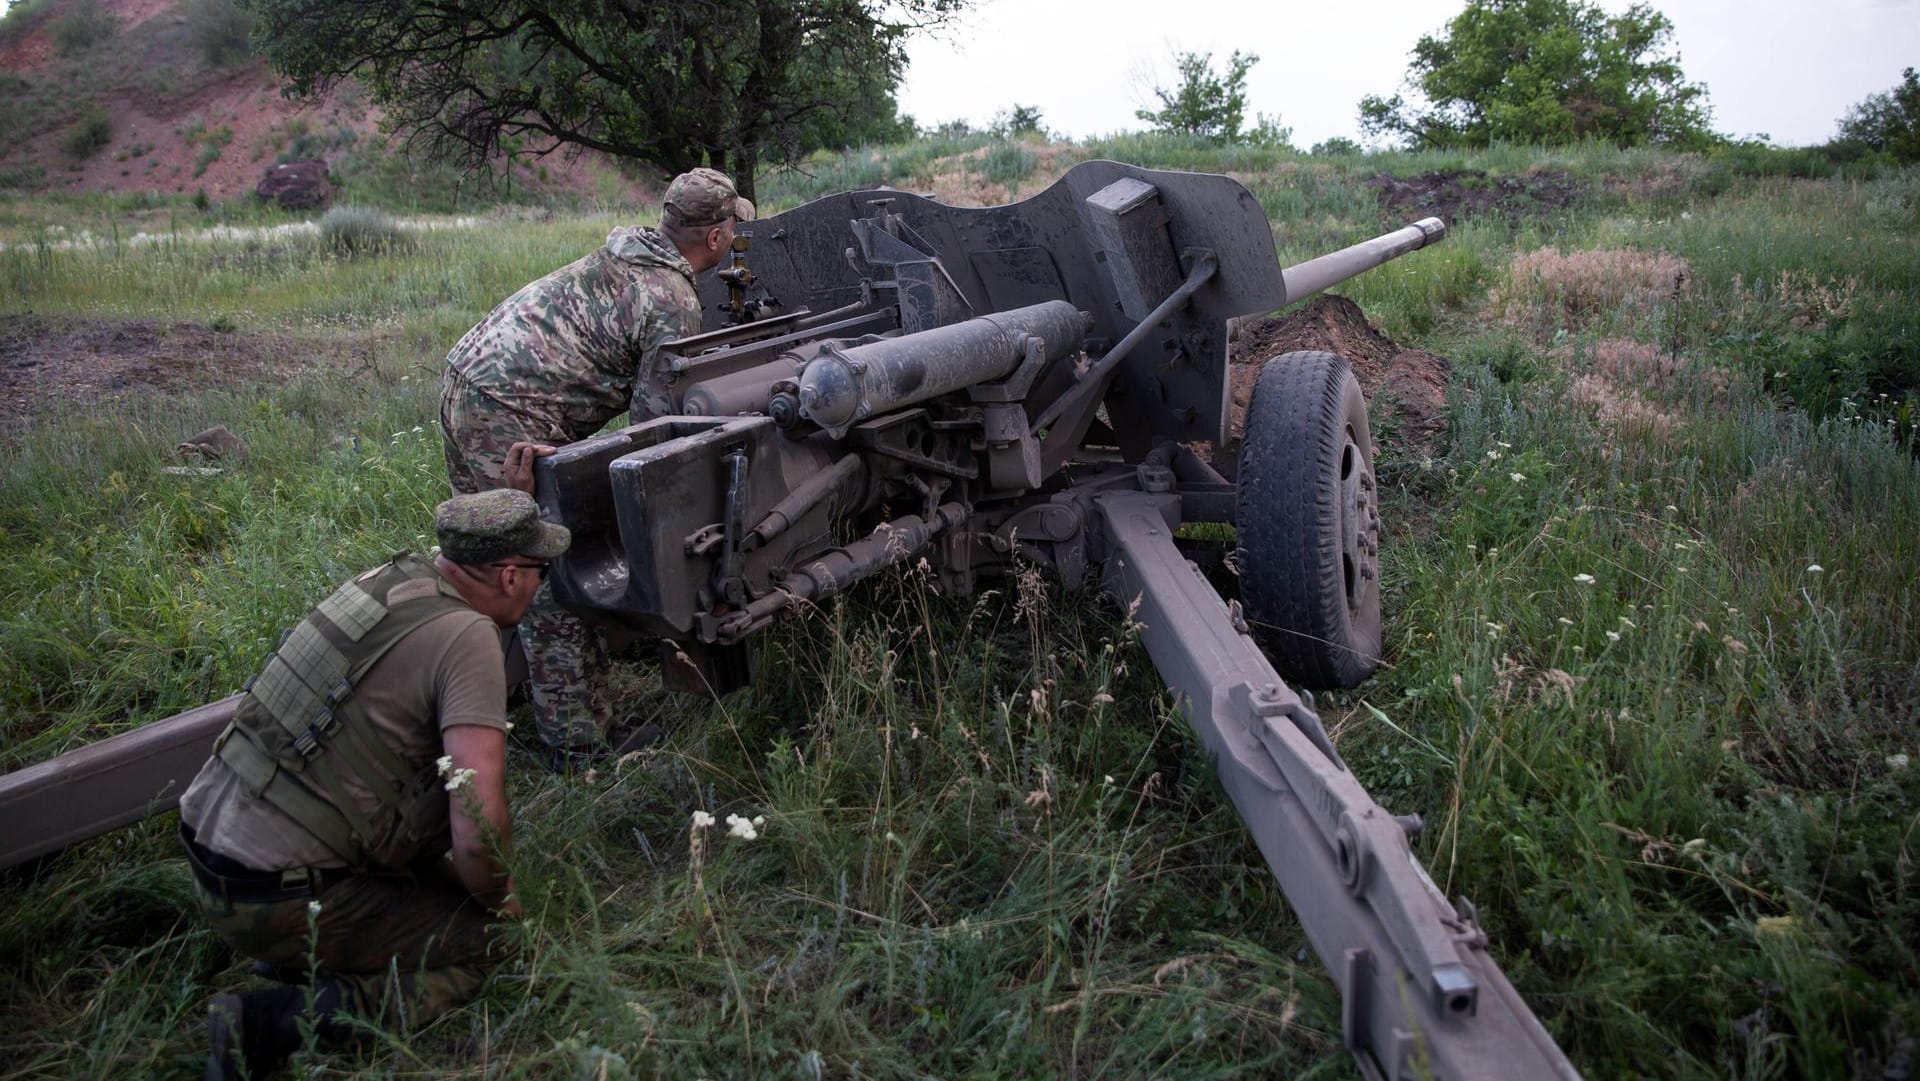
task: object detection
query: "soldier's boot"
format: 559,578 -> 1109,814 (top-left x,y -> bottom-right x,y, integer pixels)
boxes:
204,977 -> 348,1080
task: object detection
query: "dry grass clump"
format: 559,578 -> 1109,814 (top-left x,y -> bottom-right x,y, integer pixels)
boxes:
1576,338 -> 1678,386
1491,247 -> 1690,332
1720,269 -> 1859,333
1602,157 -> 1707,201
1568,374 -> 1682,443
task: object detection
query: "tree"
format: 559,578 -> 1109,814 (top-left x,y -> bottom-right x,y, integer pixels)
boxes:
1358,0 -> 1713,150
1135,50 -> 1258,142
991,104 -> 1045,139
235,0 -> 970,199
1833,68 -> 1920,164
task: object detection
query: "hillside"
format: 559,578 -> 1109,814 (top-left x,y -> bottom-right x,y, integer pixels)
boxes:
0,0 -> 641,204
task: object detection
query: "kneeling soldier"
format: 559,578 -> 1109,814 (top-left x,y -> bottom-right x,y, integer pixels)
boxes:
179,489 -> 568,1079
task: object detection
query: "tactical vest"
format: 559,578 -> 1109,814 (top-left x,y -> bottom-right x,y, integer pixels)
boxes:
213,553 -> 479,869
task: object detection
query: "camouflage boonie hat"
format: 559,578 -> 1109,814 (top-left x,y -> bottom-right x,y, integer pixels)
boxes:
662,167 -> 754,227
434,489 -> 570,565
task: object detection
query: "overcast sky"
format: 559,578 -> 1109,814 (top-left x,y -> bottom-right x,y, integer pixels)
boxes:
899,0 -> 1920,148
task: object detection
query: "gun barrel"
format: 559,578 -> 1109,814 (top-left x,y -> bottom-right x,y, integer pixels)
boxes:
797,300 -> 1089,436
1281,217 -> 1446,305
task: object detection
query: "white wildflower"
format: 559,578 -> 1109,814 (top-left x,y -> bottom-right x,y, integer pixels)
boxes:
1807,564 -> 1824,574
1888,754 -> 1910,771
1510,472 -> 1526,483
1486,448 -> 1502,460
1573,573 -> 1595,584
1606,631 -> 1621,642
1681,838 -> 1707,858
1103,775 -> 1115,785
1557,617 -> 1574,626
1496,441 -> 1512,449
435,754 -> 454,776
725,813 -> 760,840
307,900 -> 322,916
444,767 -> 477,792
1619,616 -> 1636,628
692,810 -> 715,828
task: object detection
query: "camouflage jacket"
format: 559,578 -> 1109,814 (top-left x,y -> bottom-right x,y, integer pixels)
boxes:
445,227 -> 700,441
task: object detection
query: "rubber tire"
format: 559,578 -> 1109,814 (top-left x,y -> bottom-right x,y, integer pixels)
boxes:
1235,350 -> 1383,689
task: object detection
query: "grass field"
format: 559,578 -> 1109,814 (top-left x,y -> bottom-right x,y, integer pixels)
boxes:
1,137 -> 1916,1079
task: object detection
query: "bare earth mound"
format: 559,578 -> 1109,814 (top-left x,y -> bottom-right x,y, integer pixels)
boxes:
1369,168 -> 1583,223
1224,295 -> 1451,464
0,315 -> 284,436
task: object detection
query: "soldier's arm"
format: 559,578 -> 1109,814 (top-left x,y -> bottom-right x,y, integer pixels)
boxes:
433,616 -> 520,917
502,441 -> 557,495
628,287 -> 703,424
442,722 -> 519,917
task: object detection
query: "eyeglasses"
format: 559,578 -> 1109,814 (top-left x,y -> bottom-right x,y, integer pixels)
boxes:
491,561 -> 552,580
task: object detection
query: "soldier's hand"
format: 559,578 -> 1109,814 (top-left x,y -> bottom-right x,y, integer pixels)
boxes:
502,442 -> 558,495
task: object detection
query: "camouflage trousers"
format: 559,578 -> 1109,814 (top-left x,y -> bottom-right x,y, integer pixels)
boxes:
191,857 -> 510,1032
440,375 -> 612,749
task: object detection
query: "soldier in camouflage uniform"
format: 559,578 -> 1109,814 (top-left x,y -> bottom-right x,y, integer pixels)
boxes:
180,490 -> 569,1081
438,168 -> 753,760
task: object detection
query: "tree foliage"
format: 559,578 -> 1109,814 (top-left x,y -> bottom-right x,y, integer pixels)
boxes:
992,104 -> 1045,138
1358,0 -> 1713,150
1833,68 -> 1920,164
1135,50 -> 1258,143
235,0 -> 969,199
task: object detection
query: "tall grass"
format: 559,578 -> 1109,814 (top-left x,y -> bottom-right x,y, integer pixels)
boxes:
1,140 -> 1916,1079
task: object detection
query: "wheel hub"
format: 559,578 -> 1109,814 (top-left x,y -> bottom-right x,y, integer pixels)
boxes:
1339,428 -> 1380,612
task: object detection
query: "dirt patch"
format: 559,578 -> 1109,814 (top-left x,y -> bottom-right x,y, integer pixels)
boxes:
0,314 -> 285,437
1369,168 -> 1583,223
1222,295 -> 1452,465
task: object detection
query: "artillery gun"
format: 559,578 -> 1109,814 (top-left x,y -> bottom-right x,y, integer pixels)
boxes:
0,162 -> 1580,1080
533,161 -> 1579,1080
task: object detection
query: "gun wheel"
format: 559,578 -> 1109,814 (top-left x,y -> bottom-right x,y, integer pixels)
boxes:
1235,350 -> 1382,689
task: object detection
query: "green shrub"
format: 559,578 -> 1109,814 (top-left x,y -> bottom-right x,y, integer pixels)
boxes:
318,204 -> 411,256
49,0 -> 116,56
179,0 -> 254,68
979,140 -> 1036,186
61,103 -> 112,160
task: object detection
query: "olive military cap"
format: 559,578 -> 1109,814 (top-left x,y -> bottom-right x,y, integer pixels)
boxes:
434,489 -> 570,565
662,167 -> 755,228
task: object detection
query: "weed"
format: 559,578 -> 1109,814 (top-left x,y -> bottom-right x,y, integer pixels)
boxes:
979,140 -> 1038,187
59,102 -> 112,160
178,0 -> 253,69
318,204 -> 412,257
49,0 -> 116,56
